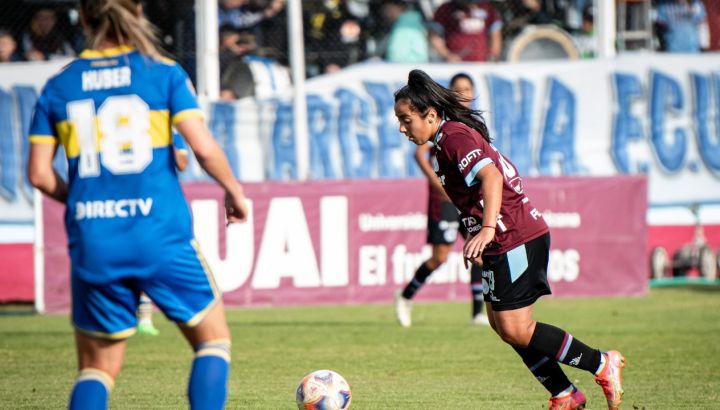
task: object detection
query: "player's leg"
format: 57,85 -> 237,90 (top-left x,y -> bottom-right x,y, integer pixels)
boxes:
401,243 -> 451,300
180,302 -> 232,410
69,333 -> 127,410
396,201 -> 459,327
485,303 -> 583,408
469,265 -> 489,325
487,234 -> 624,409
395,243 -> 451,327
137,293 -> 159,336
68,275 -> 137,410
146,240 -> 231,410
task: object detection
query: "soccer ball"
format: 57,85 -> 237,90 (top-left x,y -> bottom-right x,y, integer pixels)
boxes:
295,369 -> 352,410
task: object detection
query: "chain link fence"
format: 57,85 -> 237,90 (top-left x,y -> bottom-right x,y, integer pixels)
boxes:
2,1 -> 716,88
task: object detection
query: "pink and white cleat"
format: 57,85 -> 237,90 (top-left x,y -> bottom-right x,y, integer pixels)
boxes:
595,350 -> 626,409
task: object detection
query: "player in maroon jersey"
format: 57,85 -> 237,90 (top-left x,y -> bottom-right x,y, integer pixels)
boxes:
395,73 -> 489,328
393,69 -> 625,410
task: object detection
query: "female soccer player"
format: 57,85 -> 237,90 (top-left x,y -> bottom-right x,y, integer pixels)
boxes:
393,69 -> 625,410
27,1 -> 247,409
395,73 -> 489,327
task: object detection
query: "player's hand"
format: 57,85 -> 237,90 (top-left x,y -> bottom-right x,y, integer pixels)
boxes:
463,227 -> 495,268
224,186 -> 248,225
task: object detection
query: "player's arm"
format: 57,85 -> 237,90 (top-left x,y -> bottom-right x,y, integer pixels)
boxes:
172,133 -> 189,172
175,149 -> 189,172
414,143 -> 451,202
463,163 -> 502,264
175,117 -> 247,223
28,142 -> 68,203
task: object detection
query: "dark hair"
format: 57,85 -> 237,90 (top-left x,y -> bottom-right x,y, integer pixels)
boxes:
395,69 -> 490,142
449,72 -> 474,88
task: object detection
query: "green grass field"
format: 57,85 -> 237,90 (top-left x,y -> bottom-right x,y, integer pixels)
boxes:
1,287 -> 719,409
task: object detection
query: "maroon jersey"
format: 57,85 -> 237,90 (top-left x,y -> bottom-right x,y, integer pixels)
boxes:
427,145 -> 453,221
431,120 -> 548,255
433,1 -> 502,62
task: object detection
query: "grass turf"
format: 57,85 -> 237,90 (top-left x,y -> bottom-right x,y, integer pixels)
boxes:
1,287 -> 719,409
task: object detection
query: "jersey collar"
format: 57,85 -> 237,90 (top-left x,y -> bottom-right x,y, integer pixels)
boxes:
432,119 -> 446,149
80,45 -> 135,59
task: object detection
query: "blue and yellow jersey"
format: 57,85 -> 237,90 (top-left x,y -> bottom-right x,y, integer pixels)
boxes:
29,46 -> 204,283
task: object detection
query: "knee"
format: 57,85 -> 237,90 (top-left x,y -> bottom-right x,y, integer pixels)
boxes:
495,324 -> 533,348
429,254 -> 448,268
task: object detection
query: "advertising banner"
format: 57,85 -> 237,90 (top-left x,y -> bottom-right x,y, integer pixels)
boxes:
41,177 -> 647,313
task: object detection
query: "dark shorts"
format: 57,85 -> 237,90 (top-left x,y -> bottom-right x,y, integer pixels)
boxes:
427,200 -> 461,245
481,233 -> 552,311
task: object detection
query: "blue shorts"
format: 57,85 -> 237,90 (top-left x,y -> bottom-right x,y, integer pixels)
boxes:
71,240 -> 220,339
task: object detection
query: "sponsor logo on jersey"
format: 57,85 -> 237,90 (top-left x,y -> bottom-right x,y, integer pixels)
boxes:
457,149 -> 483,172
75,197 -> 153,220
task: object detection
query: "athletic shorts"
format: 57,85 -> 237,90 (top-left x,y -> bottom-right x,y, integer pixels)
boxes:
480,233 -> 552,311
71,240 -> 220,339
427,201 -> 461,245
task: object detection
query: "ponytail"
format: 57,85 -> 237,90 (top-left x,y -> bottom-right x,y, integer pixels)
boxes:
395,69 -> 491,142
80,0 -> 163,59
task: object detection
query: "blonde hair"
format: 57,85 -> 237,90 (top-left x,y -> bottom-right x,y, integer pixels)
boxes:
81,0 -> 162,59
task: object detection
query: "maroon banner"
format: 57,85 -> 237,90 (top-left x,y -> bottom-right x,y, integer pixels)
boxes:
0,244 -> 34,302
42,177 -> 648,313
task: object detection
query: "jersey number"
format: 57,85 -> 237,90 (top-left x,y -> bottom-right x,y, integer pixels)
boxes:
67,95 -> 153,178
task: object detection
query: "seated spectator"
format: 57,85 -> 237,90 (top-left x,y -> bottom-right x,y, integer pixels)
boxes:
219,0 -> 285,42
383,0 -> 429,63
497,0 -> 554,43
429,0 -> 502,62
573,5 -> 595,58
304,0 -> 363,75
21,7 -> 75,61
218,25 -> 259,101
655,0 -> 707,53
219,24 -> 257,74
0,30 -> 21,63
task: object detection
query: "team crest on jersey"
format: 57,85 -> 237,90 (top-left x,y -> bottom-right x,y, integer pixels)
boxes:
509,176 -> 523,194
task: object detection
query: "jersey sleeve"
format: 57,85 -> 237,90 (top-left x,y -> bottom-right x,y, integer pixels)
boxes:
28,91 -> 57,145
168,64 -> 204,125
172,131 -> 188,152
488,5 -> 503,33
443,128 -> 494,187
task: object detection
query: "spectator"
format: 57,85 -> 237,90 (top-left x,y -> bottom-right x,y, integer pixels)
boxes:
497,0 -> 554,43
218,0 -> 285,46
430,0 -> 503,62
21,7 -> 75,61
218,25 -> 259,101
0,30 -> 21,63
655,0 -> 707,53
304,0 -> 363,74
573,5 -> 595,58
383,0 -> 429,63
700,0 -> 718,50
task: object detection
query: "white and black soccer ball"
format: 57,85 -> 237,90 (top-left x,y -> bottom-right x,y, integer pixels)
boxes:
295,369 -> 352,410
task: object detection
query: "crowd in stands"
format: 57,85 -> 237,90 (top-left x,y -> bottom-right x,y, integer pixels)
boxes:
0,1 -> 717,85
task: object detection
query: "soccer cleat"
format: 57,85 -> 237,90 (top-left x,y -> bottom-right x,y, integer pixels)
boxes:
137,322 -> 160,336
471,313 -> 490,326
595,350 -> 626,409
395,291 -> 412,328
548,386 -> 587,410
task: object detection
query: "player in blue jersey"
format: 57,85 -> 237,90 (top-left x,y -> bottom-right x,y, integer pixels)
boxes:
26,1 -> 247,409
137,133 -> 189,336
